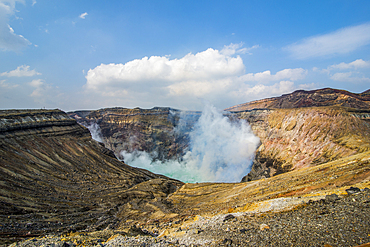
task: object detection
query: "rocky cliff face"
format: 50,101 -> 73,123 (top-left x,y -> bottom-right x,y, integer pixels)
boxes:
0,109 -> 90,138
225,88 -> 370,112
237,107 -> 370,181
0,109 -> 182,245
224,88 -> 370,181
68,88 -> 370,183
3,100 -> 370,246
69,107 -> 201,161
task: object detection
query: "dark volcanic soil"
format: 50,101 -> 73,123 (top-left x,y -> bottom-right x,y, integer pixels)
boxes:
196,189 -> 370,247
7,188 -> 370,246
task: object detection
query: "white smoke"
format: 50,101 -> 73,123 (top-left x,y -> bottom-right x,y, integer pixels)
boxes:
86,122 -> 103,142
121,103 -> 260,183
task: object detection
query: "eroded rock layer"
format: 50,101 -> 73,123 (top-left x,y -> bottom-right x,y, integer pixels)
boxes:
69,91 -> 370,183
223,88 -> 370,181
69,107 -> 201,161
225,88 -> 370,112
2,106 -> 370,246
0,110 -> 183,245
237,107 -> 370,181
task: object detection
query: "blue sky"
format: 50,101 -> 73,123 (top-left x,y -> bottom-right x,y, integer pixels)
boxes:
1,0 -> 370,111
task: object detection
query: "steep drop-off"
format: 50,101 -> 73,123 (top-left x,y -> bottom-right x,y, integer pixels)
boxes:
3,104 -> 370,246
224,88 -> 370,181
69,107 -> 201,161
0,109 -> 183,245
236,107 -> 370,181
69,88 -> 370,183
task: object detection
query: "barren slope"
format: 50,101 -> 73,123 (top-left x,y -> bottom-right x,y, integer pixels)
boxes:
0,110 -> 182,245
224,88 -> 370,181
225,88 -> 370,112
238,107 -> 370,181
2,109 -> 370,246
9,149 -> 370,246
69,107 -> 201,161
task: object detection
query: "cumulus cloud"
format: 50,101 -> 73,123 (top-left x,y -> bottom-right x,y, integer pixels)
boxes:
330,72 -> 370,83
1,65 -> 41,77
0,79 -> 19,88
28,79 -> 54,103
220,43 -> 259,56
317,59 -> 370,84
84,44 -> 309,110
167,68 -> 307,99
230,81 -> 297,100
85,46 -> 245,91
0,0 -> 31,51
328,59 -> 370,70
240,68 -> 307,83
79,12 -> 88,19
285,23 -> 370,59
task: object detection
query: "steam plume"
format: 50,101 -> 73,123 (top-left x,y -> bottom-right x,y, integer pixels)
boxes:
85,122 -> 103,142
121,103 -> 260,182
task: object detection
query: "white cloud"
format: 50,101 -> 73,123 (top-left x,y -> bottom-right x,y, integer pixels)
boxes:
240,68 -> 307,83
221,43 -> 259,56
85,47 -> 245,91
0,0 -> 31,51
28,79 -> 55,104
238,45 -> 260,55
285,23 -> 370,59
328,59 -> 370,70
167,78 -> 232,97
29,78 -> 43,88
316,59 -> 370,84
237,81 -> 296,98
24,79 -> 66,107
330,72 -> 370,83
1,65 -> 41,77
31,0 -> 36,6
84,45 -> 310,110
298,83 -> 318,90
79,12 -> 88,19
220,80 -> 305,105
0,79 -> 19,88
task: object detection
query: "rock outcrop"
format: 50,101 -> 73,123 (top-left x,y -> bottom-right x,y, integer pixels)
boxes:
225,88 -> 370,112
68,107 -> 201,161
68,89 -> 370,183
3,95 -> 370,246
237,107 -> 370,181
8,149 -> 370,246
0,109 -> 90,138
225,88 -> 370,181
0,109 -> 183,245
224,88 -> 370,181
69,89 -> 370,183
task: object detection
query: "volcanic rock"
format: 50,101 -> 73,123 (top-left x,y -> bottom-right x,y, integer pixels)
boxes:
68,107 -> 201,161
2,109 -> 370,246
225,88 -> 370,112
0,109 -> 182,245
325,194 -> 340,202
346,186 -> 361,195
69,88 -> 370,183
230,89 -> 370,181
3,88 -> 370,246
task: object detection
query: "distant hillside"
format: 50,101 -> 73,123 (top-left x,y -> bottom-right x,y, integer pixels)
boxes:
225,88 -> 370,112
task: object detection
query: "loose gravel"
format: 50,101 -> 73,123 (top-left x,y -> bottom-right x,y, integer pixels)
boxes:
8,188 -> 370,247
